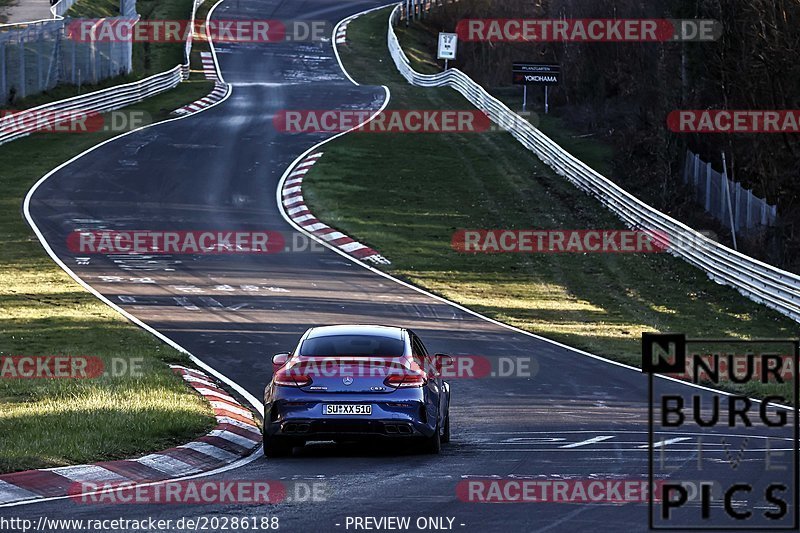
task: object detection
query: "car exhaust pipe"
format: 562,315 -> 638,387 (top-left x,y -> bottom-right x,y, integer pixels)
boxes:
282,422 -> 311,434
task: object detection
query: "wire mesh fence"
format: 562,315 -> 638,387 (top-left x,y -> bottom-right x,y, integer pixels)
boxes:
120,0 -> 136,18
682,149 -> 778,233
399,0 -> 458,21
0,0 -> 134,105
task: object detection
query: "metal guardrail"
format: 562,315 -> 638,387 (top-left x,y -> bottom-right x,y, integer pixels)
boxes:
386,4 -> 800,323
51,0 -> 78,19
0,65 -> 182,144
0,0 -> 209,146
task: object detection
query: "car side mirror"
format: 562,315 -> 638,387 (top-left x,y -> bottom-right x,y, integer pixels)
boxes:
272,352 -> 290,367
434,353 -> 454,376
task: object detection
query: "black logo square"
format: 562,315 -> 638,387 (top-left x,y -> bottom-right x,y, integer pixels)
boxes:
642,333 -> 686,374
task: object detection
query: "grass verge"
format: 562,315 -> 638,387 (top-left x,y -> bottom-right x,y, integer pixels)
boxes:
0,77 -> 216,474
302,8 -> 798,400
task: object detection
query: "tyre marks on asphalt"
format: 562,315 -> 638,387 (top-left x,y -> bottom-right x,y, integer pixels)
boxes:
467,430 -> 793,453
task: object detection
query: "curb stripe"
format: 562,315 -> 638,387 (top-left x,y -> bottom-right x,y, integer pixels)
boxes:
217,416 -> 260,431
178,441 -> 239,462
172,81 -> 230,116
0,481 -> 39,504
212,410 -> 257,426
197,436 -> 249,456
158,447 -> 226,470
209,400 -> 253,419
0,365 -> 259,505
135,454 -> 203,477
217,423 -> 261,441
0,471 -> 74,497
181,374 -> 222,389
97,461 -> 170,482
280,153 -> 390,264
49,465 -> 129,484
207,429 -> 260,450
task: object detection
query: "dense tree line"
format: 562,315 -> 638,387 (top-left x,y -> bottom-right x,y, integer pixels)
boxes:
424,0 -> 800,270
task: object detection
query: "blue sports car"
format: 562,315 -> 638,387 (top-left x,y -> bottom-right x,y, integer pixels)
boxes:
263,325 -> 452,457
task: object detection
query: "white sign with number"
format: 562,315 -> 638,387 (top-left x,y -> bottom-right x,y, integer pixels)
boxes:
437,32 -> 458,60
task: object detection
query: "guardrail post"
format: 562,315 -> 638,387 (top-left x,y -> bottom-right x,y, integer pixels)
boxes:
18,33 -> 26,99
0,41 -> 6,105
107,37 -> 114,79
45,26 -> 55,88
744,186 -> 752,229
37,31 -> 44,93
70,37 -> 76,84
90,36 -> 97,85
733,182 -> 741,231
682,150 -> 690,184
704,162 -> 711,212
719,167 -> 727,224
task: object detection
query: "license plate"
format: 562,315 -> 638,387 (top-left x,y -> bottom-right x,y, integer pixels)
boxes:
324,404 -> 372,416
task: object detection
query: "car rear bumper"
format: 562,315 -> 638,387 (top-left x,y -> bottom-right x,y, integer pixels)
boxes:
264,417 -> 435,440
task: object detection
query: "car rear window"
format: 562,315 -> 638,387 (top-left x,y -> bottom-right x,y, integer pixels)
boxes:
299,335 -> 406,357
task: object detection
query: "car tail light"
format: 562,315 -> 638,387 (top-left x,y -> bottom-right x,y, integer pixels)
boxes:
274,367 -> 313,387
384,370 -> 428,389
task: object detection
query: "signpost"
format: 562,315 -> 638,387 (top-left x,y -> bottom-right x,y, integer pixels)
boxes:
437,32 -> 458,70
512,62 -> 560,113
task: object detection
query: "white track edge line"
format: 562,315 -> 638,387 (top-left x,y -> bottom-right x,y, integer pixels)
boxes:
2,3 -> 260,512
0,2 -> 395,511
21,0 -> 251,412
332,4 -> 397,86
282,4 -> 796,413
0,449 -> 263,509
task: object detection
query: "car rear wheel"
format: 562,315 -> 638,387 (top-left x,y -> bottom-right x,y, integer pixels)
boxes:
441,413 -> 451,444
419,424 -> 441,454
263,436 -> 294,458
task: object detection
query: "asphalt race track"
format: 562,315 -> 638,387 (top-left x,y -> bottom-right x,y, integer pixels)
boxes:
12,0 -> 797,531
